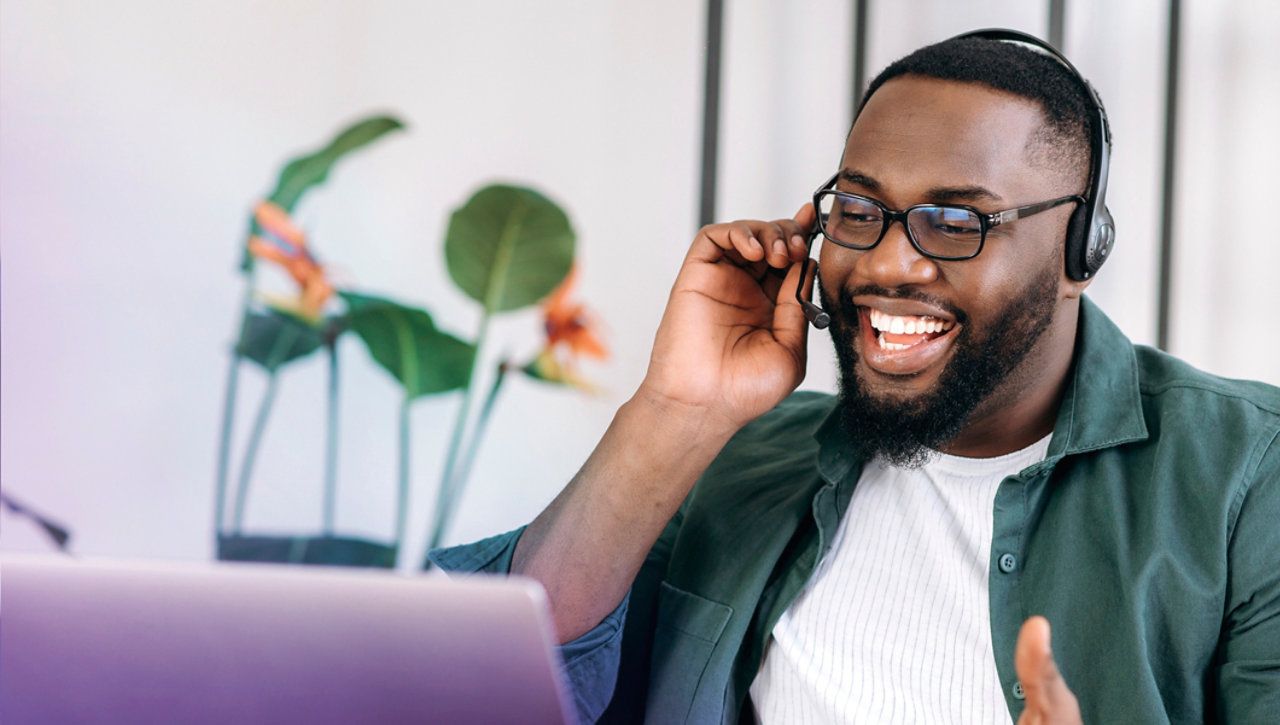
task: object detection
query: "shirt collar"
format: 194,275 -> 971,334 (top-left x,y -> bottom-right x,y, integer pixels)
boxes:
1045,295 -> 1149,456
813,296 -> 1148,465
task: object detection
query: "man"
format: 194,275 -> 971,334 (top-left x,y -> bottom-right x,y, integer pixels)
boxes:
435,33 -> 1280,723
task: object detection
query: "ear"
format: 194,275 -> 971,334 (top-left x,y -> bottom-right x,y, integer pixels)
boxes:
1060,270 -> 1092,300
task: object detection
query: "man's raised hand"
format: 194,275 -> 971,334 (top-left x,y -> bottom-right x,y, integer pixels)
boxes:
639,204 -> 818,434
513,204 -> 818,644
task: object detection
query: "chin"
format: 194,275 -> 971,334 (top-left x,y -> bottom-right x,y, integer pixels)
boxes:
821,265 -> 1061,464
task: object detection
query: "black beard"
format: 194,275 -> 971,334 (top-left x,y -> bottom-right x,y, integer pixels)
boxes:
823,264 -> 1059,468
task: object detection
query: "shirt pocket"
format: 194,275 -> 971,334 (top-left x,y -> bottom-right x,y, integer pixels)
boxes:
646,581 -> 734,723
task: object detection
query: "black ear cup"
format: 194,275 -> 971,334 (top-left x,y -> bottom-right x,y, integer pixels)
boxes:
1064,203 -> 1092,281
1064,202 -> 1113,281
1085,205 -> 1115,278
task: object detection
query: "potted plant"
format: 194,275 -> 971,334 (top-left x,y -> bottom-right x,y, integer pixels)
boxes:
213,115 -> 606,568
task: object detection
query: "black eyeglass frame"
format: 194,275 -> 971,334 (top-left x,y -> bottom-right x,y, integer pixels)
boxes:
809,172 -> 1084,261
793,173 -> 1084,329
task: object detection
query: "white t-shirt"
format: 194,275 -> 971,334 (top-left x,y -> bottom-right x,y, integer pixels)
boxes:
750,435 -> 1052,723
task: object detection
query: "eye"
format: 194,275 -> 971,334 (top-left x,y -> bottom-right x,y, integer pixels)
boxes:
833,197 -> 882,224
934,222 -> 981,236
926,208 -> 981,237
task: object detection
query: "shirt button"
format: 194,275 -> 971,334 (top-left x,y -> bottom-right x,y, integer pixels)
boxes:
998,553 -> 1017,573
1013,682 -> 1025,700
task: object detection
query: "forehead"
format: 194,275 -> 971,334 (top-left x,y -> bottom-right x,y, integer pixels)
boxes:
841,75 -> 1053,203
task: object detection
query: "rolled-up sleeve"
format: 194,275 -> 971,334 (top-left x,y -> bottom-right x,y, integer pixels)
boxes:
430,528 -> 628,723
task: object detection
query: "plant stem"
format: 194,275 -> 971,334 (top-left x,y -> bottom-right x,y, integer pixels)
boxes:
323,341 -> 340,536
214,274 -> 257,537
232,372 -> 280,533
424,203 -> 531,560
425,310 -> 492,560
387,304 -> 422,566
214,358 -> 242,536
393,394 -> 411,565
433,364 -> 508,552
230,324 -> 299,533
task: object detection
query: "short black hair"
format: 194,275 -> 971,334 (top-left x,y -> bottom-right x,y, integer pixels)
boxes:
857,36 -> 1103,185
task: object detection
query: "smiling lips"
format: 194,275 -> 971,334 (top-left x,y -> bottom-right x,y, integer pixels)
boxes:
868,308 -> 956,351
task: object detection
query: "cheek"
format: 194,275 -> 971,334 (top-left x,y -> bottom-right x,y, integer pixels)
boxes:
961,260 -> 1061,328
816,245 -> 857,289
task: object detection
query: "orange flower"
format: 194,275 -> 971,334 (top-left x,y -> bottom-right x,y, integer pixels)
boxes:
521,268 -> 608,391
541,268 -> 607,360
246,201 -> 334,321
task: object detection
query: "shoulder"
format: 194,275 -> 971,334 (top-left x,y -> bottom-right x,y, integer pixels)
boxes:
1129,346 -> 1280,509
1134,344 -> 1280,453
731,390 -> 837,438
714,391 -> 838,466
688,391 -> 838,509
1134,344 -> 1280,418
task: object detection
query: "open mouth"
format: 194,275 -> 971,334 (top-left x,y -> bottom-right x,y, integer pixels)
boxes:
853,304 -> 960,378
868,308 -> 956,351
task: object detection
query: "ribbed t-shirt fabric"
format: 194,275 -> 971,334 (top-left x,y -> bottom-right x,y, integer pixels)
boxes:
750,434 -> 1052,723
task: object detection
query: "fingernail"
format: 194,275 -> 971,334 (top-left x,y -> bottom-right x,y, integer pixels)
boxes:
773,240 -> 786,257
791,234 -> 804,247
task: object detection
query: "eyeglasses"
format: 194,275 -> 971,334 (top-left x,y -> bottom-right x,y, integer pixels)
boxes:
812,173 -> 1083,261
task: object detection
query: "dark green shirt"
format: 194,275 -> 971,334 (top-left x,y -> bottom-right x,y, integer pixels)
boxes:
435,298 -> 1280,724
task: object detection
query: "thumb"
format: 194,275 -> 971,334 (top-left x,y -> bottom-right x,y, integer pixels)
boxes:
1015,616 -> 1082,724
793,201 -> 817,233
771,259 -> 814,359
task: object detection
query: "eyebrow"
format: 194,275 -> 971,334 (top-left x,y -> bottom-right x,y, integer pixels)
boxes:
839,169 -> 1005,204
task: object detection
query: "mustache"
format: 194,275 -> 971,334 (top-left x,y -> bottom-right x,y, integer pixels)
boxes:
818,282 -> 969,327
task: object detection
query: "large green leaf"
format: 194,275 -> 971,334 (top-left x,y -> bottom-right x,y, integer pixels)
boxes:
241,114 -> 405,271
444,184 -> 575,313
341,291 -> 475,398
236,310 -> 326,372
268,115 -> 405,212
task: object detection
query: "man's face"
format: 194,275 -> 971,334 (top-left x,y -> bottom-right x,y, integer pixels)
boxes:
818,75 -> 1087,464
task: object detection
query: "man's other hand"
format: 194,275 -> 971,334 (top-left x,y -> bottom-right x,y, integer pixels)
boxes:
1015,616 -> 1083,724
639,203 -> 817,434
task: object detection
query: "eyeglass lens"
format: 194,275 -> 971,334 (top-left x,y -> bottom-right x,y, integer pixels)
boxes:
817,193 -> 984,259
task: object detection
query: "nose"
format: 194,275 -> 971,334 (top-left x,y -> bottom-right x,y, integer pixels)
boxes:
853,218 -> 939,288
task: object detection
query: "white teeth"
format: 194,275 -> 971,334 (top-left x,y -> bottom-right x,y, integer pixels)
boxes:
868,308 -> 954,335
877,336 -> 910,351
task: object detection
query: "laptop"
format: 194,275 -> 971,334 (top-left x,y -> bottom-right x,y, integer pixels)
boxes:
0,555 -> 575,724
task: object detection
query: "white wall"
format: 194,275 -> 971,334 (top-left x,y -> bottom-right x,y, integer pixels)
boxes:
3,0 -> 1277,564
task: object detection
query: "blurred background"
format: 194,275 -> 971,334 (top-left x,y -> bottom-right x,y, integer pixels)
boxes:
3,0 -> 1277,566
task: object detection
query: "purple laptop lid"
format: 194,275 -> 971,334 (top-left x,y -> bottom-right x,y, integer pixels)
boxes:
0,555 -> 575,724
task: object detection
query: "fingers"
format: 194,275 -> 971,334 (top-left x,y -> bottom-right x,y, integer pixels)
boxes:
793,201 -> 818,232
1015,616 -> 1082,725
690,217 -> 810,269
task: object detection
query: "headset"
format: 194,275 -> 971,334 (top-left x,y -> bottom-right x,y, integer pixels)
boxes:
798,28 -> 1114,329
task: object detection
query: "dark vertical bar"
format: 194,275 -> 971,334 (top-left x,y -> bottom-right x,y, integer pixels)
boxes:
1156,0 -> 1181,351
1048,0 -> 1066,50
851,0 -> 869,114
698,0 -> 724,228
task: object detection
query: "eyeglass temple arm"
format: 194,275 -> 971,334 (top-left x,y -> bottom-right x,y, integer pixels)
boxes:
991,195 -> 1084,225
796,227 -> 830,329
